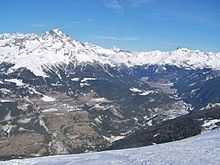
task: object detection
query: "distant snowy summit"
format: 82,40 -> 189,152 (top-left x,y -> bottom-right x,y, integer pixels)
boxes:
0,29 -> 220,76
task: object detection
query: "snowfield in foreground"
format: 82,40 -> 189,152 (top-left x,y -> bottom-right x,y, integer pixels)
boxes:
1,129 -> 220,165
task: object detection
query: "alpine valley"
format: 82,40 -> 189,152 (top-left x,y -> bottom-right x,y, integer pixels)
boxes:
0,29 -> 220,160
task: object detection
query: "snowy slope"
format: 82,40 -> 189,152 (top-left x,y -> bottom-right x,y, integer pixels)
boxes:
2,129 -> 220,165
1,29 -> 220,76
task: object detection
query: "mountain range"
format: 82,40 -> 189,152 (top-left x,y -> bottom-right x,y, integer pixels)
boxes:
0,29 -> 220,160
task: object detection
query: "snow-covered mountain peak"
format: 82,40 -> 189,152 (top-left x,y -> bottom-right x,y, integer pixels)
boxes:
42,28 -> 70,40
0,30 -> 220,76
176,47 -> 192,52
0,32 -> 37,40
50,28 -> 65,36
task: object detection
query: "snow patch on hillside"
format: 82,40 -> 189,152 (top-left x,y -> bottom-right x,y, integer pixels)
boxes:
41,95 -> 56,102
5,79 -> 24,86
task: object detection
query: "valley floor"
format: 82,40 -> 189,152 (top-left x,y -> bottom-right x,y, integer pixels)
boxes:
1,129 -> 220,165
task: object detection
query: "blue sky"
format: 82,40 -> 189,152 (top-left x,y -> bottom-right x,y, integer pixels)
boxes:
1,0 -> 220,52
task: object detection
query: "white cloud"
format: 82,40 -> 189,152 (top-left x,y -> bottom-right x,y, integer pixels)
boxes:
102,0 -> 122,9
102,0 -> 153,9
129,0 -> 153,7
